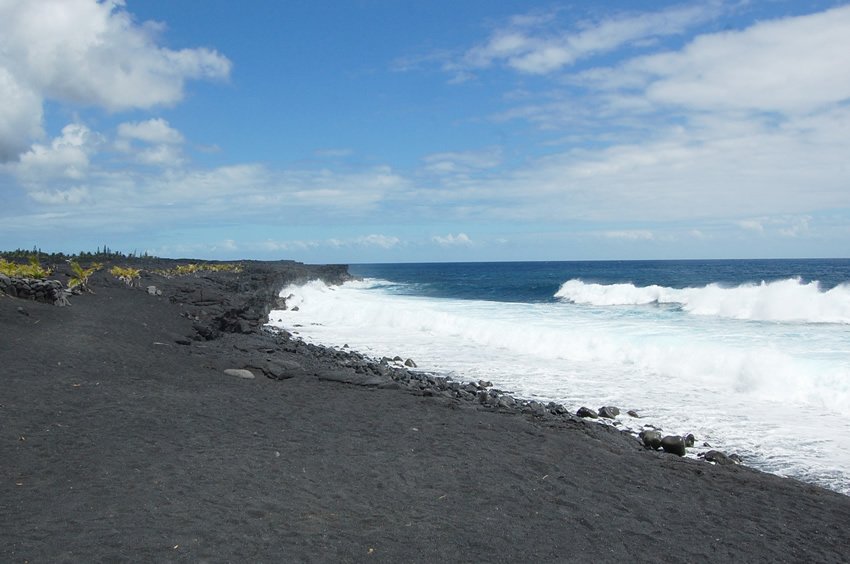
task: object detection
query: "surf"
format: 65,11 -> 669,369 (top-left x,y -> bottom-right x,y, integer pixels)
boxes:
269,271 -> 850,495
554,277 -> 850,323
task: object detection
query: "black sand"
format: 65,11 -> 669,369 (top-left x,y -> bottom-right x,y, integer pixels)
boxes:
2,261 -> 849,563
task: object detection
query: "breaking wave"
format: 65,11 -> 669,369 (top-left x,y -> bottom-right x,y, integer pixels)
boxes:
555,278 -> 850,324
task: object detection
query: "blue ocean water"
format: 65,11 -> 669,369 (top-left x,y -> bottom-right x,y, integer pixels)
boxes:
349,259 -> 850,302
271,259 -> 850,495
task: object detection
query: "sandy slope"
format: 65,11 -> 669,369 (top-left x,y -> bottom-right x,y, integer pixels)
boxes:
2,261 -> 849,563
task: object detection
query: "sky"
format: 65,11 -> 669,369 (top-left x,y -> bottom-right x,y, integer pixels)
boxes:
1,0 -> 849,263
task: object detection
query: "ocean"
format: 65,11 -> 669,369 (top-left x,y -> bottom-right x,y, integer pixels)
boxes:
268,259 -> 850,495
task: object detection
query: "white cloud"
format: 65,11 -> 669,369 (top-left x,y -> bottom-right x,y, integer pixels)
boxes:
432,233 -> 473,246
737,216 -> 813,238
0,67 -> 42,160
436,6 -> 850,227
738,219 -> 765,233
118,118 -> 184,145
28,186 -> 90,205
313,148 -> 353,158
116,119 -> 185,167
1,152 -> 413,231
0,0 -> 231,162
15,123 -> 99,183
263,235 -> 401,252
358,234 -> 401,248
620,5 -> 850,114
423,147 -> 502,175
457,3 -> 720,75
135,144 -> 184,167
601,230 -> 654,241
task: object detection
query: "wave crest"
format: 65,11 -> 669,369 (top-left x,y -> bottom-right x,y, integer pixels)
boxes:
554,278 -> 850,323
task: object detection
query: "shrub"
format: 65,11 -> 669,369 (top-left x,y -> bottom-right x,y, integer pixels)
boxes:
154,262 -> 243,277
0,255 -> 52,278
68,261 -> 102,293
110,266 -> 141,287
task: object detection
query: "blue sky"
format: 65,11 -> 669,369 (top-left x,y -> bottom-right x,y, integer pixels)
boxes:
1,0 -> 849,262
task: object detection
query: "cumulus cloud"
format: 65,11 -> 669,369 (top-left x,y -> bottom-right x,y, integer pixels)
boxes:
115,118 -> 185,167
432,233 -> 473,246
0,0 -> 230,162
604,5 -> 850,114
118,119 -> 184,145
14,123 -> 99,184
0,67 -> 43,160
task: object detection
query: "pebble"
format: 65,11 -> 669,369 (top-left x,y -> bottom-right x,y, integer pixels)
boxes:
224,368 -> 255,379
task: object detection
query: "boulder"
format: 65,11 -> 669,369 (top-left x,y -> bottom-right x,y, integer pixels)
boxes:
702,450 -> 742,466
598,406 -> 620,419
497,396 -> 516,409
627,410 -> 640,418
404,358 -> 417,368
640,430 -> 663,450
661,435 -> 686,456
684,433 -> 696,448
260,359 -> 303,380
576,406 -> 598,419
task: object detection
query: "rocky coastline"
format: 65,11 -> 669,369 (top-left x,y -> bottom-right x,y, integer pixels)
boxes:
3,258 -> 850,562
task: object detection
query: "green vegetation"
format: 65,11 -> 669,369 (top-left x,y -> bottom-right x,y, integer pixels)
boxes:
0,245 -> 156,263
110,266 -> 142,287
0,255 -> 52,278
154,262 -> 243,277
68,261 -> 102,293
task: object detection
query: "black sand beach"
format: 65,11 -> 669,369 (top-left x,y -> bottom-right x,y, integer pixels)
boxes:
2,260 -> 849,563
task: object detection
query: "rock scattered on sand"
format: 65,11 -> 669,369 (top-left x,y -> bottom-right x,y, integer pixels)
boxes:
598,406 -> 620,419
253,359 -> 302,380
640,430 -> 663,450
576,407 -> 598,419
701,450 -> 742,466
661,435 -> 687,456
224,368 -> 255,379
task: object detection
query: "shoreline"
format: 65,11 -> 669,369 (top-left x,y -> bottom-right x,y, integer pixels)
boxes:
3,259 -> 850,562
274,271 -> 850,497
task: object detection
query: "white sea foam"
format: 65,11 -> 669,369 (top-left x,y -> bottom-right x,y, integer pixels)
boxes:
270,278 -> 850,495
555,278 -> 850,323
